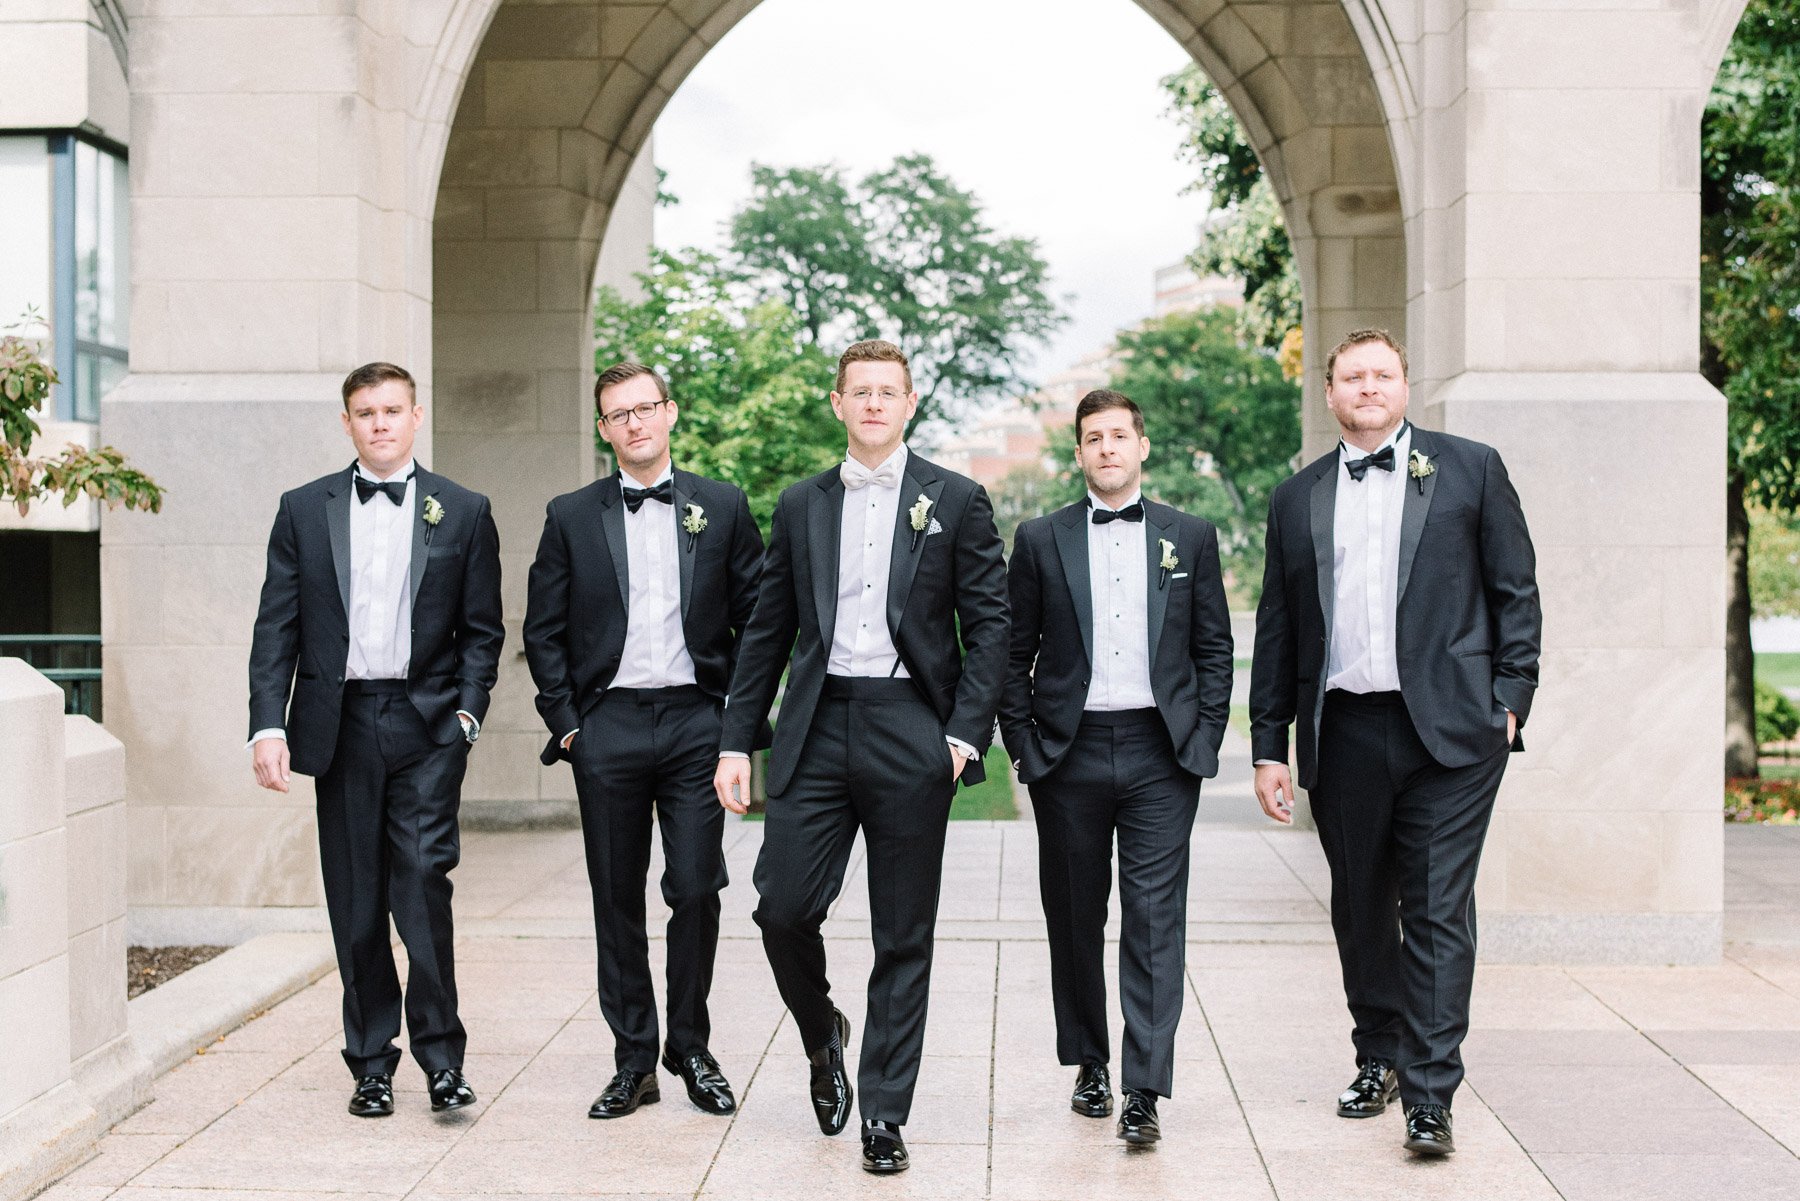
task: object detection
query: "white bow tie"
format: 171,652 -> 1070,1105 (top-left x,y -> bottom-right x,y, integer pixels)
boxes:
841,458 -> 902,490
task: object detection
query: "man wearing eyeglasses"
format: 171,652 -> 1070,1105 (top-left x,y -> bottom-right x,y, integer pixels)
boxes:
523,362 -> 765,1121
713,339 -> 1009,1174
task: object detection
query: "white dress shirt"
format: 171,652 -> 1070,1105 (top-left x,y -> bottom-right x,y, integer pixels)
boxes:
1085,491 -> 1156,711
1326,425 -> 1409,694
829,444 -> 911,679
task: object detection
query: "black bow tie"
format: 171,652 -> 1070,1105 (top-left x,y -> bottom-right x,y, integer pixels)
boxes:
1091,501 -> 1144,525
354,472 -> 412,505
622,478 -> 673,513
1344,444 -> 1397,482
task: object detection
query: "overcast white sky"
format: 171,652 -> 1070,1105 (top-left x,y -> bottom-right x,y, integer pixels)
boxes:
651,0 -> 1210,385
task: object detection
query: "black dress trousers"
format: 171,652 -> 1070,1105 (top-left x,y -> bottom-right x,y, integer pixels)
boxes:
1310,689 -> 1509,1109
314,679 -> 469,1078
569,685 -> 728,1071
1029,709 -> 1200,1099
751,676 -> 957,1126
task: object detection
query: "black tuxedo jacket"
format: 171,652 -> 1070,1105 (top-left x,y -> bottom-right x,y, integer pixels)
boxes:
719,453 -> 1010,795
999,499 -> 1235,784
522,469 -> 765,764
247,464 -> 505,778
1248,427 -> 1541,790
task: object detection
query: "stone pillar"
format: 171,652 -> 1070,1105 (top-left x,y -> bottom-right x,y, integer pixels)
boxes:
1399,3 -> 1727,961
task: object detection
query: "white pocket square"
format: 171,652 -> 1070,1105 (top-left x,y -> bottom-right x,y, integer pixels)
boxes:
1172,572 -> 1188,579
928,518 -> 943,534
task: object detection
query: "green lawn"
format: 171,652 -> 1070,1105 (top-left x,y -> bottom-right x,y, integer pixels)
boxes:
743,744 -> 1018,822
1757,653 -> 1800,692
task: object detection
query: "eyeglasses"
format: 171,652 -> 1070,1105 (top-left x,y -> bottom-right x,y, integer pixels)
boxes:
844,388 -> 908,403
598,399 -> 669,427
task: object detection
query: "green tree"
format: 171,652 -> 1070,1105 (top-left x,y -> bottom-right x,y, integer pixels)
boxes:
1162,65 -> 1301,359
727,154 -> 1067,432
1705,0 -> 1800,774
1111,306 -> 1301,601
592,249 -> 842,527
1751,507 -> 1800,619
0,312 -> 161,517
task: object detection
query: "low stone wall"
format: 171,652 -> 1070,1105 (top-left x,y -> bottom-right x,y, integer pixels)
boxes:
0,658 -> 150,1201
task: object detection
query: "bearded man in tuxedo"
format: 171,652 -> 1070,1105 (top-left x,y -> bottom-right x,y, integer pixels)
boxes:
1000,389 -> 1234,1145
524,362 -> 764,1120
1249,329 -> 1540,1156
249,362 -> 503,1118
712,339 -> 1009,1175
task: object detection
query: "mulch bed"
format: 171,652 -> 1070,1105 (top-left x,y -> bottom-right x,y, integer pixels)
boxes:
127,945 -> 229,1000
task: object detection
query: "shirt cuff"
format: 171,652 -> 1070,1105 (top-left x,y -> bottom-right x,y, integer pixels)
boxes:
720,750 -> 750,760
1252,759 -> 1283,766
248,728 -> 286,750
946,736 -> 977,759
456,710 -> 480,743
560,728 -> 579,749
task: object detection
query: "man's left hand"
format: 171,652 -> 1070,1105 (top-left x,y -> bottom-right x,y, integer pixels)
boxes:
950,746 -> 969,782
1506,710 -> 1517,744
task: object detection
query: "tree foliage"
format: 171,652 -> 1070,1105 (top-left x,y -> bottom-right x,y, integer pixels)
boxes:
727,154 -> 1067,431
0,312 -> 162,518
1162,65 -> 1301,359
1111,306 -> 1301,598
1751,507 -> 1800,618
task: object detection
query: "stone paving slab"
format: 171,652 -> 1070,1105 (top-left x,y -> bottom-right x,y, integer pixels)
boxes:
34,822 -> 1800,1201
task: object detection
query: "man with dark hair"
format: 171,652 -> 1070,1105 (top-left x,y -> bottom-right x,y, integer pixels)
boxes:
1250,329 -> 1540,1156
249,362 -> 503,1118
523,362 -> 764,1120
713,339 -> 1009,1174
1000,388 -> 1233,1145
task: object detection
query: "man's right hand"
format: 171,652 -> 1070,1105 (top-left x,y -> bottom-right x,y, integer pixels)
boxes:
714,756 -> 751,814
253,737 -> 291,793
1254,762 -> 1294,825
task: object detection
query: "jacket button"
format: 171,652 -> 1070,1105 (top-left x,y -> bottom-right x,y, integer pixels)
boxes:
337,675 -> 345,684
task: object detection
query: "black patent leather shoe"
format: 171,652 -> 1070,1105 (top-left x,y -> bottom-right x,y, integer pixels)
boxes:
1117,1089 -> 1161,1144
662,1048 -> 736,1115
427,1068 -> 475,1112
861,1120 -> 910,1174
808,1008 -> 854,1136
347,1073 -> 393,1118
1071,1062 -> 1113,1118
1337,1059 -> 1398,1118
1404,1104 -> 1455,1155
587,1067 -> 660,1118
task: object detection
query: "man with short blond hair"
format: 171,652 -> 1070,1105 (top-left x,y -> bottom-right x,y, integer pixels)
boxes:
714,339 -> 1009,1174
1249,329 -> 1540,1157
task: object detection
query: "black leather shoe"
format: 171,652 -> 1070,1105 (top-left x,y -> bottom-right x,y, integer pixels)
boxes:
1117,1089 -> 1161,1144
1071,1062 -> 1113,1118
1337,1059 -> 1398,1118
427,1068 -> 475,1112
808,1008 -> 853,1136
861,1120 -> 910,1173
587,1067 -> 660,1118
1404,1104 -> 1455,1155
347,1073 -> 393,1118
662,1048 -> 736,1115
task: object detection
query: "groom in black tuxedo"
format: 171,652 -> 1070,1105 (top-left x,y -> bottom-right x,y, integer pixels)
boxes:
1001,389 -> 1234,1146
524,362 -> 763,1120
249,361 -> 503,1118
1249,329 -> 1540,1156
713,339 -> 1008,1175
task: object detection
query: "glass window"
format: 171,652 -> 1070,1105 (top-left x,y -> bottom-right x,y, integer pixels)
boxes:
52,135 -> 129,422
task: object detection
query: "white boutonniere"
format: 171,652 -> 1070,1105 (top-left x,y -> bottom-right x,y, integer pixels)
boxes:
1158,537 -> 1179,590
681,502 -> 707,552
909,493 -> 932,550
1407,449 -> 1436,495
422,495 -> 444,543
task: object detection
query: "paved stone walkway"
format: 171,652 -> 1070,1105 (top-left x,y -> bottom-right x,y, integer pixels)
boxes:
37,806 -> 1800,1200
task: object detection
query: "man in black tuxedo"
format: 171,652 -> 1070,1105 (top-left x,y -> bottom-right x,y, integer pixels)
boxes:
1000,389 -> 1234,1146
1249,329 -> 1540,1156
523,362 -> 763,1120
712,340 -> 1008,1175
249,362 -> 503,1118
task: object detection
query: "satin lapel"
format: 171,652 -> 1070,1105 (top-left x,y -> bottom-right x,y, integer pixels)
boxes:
327,466 -> 353,620
808,474 -> 844,648
1396,430 -> 1439,604
1310,460 -> 1338,635
408,469 -> 438,613
673,471 -> 695,623
1145,503 -> 1175,668
1051,504 -> 1093,669
887,457 -> 942,640
599,476 -> 629,610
